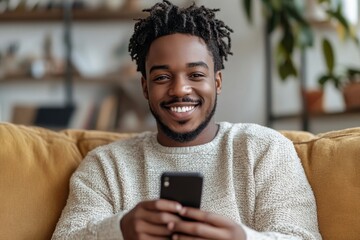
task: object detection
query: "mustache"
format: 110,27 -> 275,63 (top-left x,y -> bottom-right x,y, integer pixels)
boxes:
161,97 -> 201,106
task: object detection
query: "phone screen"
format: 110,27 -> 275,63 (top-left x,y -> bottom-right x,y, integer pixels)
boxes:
160,172 -> 203,208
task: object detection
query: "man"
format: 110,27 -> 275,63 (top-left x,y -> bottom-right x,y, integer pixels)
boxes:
52,1 -> 322,239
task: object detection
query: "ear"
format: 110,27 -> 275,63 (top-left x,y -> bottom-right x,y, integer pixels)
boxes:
141,76 -> 149,100
215,71 -> 222,95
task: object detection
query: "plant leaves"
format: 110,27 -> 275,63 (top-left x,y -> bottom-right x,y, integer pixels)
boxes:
283,2 -> 308,26
266,11 -> 279,34
270,0 -> 282,11
322,38 -> 335,74
333,75 -> 341,89
347,67 -> 360,76
318,74 -> 332,88
275,42 -> 286,63
346,67 -> 360,82
280,21 -> 295,54
261,0 -> 272,12
278,57 -> 298,80
317,74 -> 342,89
243,0 -> 252,23
240,0 -> 359,85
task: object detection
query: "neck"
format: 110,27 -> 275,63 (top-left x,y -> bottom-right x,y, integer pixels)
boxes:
157,122 -> 219,147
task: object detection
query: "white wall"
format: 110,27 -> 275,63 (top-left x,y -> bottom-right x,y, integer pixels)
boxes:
1,0 -> 359,132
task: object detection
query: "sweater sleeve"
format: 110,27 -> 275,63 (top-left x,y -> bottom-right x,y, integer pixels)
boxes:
243,134 -> 322,240
51,153 -> 126,240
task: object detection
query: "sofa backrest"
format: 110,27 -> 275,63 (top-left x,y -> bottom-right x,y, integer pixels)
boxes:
0,123 -> 359,239
282,128 -> 360,240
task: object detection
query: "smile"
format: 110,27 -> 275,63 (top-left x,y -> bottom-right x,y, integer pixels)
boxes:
170,106 -> 195,113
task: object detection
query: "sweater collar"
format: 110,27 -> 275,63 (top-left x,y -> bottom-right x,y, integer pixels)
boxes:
150,122 -> 229,154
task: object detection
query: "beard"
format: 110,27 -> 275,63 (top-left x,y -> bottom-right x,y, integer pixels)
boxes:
149,96 -> 217,143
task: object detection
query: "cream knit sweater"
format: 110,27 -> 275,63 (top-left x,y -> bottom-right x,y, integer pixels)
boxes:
52,122 -> 322,240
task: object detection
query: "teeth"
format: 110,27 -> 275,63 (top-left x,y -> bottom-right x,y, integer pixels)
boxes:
170,106 -> 195,113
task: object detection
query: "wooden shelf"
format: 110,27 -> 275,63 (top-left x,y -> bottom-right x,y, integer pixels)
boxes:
0,8 -> 147,22
271,110 -> 360,121
0,75 -> 138,85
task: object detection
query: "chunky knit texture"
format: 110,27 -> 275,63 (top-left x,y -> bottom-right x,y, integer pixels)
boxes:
52,122 -> 322,239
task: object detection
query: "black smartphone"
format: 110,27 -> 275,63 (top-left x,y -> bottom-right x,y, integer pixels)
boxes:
160,172 -> 203,208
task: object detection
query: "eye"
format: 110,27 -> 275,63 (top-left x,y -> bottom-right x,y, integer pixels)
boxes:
189,72 -> 205,80
153,75 -> 170,82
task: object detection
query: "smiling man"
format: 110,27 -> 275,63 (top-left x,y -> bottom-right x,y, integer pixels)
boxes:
144,33 -> 221,146
52,1 -> 322,239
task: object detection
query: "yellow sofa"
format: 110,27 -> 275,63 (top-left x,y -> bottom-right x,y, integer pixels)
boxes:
0,123 -> 359,240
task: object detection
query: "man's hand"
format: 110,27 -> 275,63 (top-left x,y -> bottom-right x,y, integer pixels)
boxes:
120,199 -> 183,240
168,207 -> 246,240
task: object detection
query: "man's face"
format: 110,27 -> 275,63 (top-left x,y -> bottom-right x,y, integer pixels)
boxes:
142,33 -> 222,146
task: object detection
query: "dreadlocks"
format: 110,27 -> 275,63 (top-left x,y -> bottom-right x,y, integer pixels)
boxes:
128,0 -> 233,77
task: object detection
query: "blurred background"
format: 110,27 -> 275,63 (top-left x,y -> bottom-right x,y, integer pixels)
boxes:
0,0 -> 359,133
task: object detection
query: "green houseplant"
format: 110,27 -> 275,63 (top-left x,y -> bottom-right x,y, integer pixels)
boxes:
242,0 -> 357,81
319,38 -> 360,111
242,0 -> 313,80
241,0 -> 359,118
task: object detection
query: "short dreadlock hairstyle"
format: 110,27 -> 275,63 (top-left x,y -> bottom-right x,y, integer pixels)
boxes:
129,0 -> 233,77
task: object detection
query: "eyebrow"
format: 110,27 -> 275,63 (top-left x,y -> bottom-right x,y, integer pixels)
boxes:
149,61 -> 209,74
149,65 -> 169,74
187,61 -> 209,69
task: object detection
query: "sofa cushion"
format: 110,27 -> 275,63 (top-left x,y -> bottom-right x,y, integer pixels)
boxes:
282,128 -> 360,240
0,123 -> 131,240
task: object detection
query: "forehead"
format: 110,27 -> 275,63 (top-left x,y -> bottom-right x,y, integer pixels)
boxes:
146,33 -> 214,69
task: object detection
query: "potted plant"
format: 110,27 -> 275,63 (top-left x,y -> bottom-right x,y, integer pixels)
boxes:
318,38 -> 360,111
241,0 -> 359,114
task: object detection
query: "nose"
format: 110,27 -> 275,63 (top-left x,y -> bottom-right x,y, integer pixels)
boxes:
168,75 -> 192,97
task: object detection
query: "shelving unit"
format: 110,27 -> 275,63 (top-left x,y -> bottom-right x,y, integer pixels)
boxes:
0,4 -> 146,130
0,75 -> 131,85
0,8 -> 146,22
270,109 -> 360,121
266,49 -> 360,131
268,103 -> 360,132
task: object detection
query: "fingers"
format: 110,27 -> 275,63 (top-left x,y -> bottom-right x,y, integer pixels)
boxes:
134,219 -> 172,236
137,207 -> 182,224
135,200 -> 183,224
121,212 -> 173,239
142,199 -> 183,213
135,233 -> 170,240
172,235 -> 207,240
168,221 -> 230,240
121,200 -> 184,239
167,208 -> 246,240
179,207 -> 234,228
